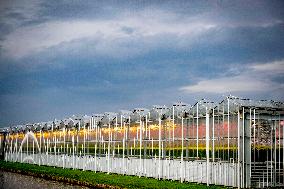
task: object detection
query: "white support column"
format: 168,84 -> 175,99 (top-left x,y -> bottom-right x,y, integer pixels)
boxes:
278,115 -> 281,184
139,115 -> 142,177
16,133 -> 18,162
39,130 -> 42,166
145,114 -> 148,138
206,107 -> 210,186
83,123 -> 86,157
172,106 -> 175,158
158,116 -> 162,180
148,114 -> 151,139
212,109 -> 215,162
242,107 -> 245,188
151,137 -> 154,157
253,109 -> 255,176
237,109 -> 240,189
226,99 -> 230,186
27,132 -> 29,156
181,116 -> 184,182
63,127 -> 66,158
72,135 -> 75,169
107,118 -> 110,174
123,138 -> 125,174
274,118 -> 277,186
197,103 -> 199,158
249,108 -> 252,176
32,140 -> 34,161
227,98 -> 230,161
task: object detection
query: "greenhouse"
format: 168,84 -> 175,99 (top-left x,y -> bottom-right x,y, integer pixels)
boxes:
0,95 -> 283,188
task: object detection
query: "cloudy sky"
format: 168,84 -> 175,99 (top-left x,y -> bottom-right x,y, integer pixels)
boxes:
0,0 -> 284,126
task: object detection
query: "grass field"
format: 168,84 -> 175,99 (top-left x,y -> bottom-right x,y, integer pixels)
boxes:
0,160 -> 226,189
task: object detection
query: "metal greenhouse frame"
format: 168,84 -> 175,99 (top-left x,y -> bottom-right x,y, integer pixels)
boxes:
0,95 -> 283,188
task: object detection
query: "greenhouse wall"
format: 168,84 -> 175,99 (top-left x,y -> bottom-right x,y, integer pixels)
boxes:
1,96 -> 284,188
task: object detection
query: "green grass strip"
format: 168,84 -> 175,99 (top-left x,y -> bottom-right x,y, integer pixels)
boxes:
0,160 -> 226,189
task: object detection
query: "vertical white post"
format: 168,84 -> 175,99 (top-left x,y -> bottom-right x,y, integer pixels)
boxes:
33,140 -> 34,162
145,114 -> 148,176
133,137 -> 136,156
227,98 -> 230,186
72,135 -> 74,169
94,143 -> 97,172
77,122 -> 80,168
107,118 -> 110,174
249,108 -> 252,176
151,137 -> 154,156
84,123 -> 86,157
145,115 -> 148,138
128,115 -> 130,158
64,127 -> 66,167
158,116 -> 161,180
197,103 -> 199,158
139,115 -> 142,177
39,130 -> 42,166
54,134 -> 56,165
16,134 -> 18,162
181,116 -> 184,182
148,114 -> 151,139
242,107 -> 245,188
27,132 -> 29,156
123,138 -> 125,174
278,115 -> 280,183
172,106 -> 175,158
274,117 -> 277,186
222,103 -> 225,161
206,107 -> 210,186
168,113 -> 171,159
253,109 -> 255,176
212,109 -> 215,162
270,121 -> 273,185
115,116 -> 118,163
227,98 -> 230,161
237,109 -> 240,189
95,120 -> 98,143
